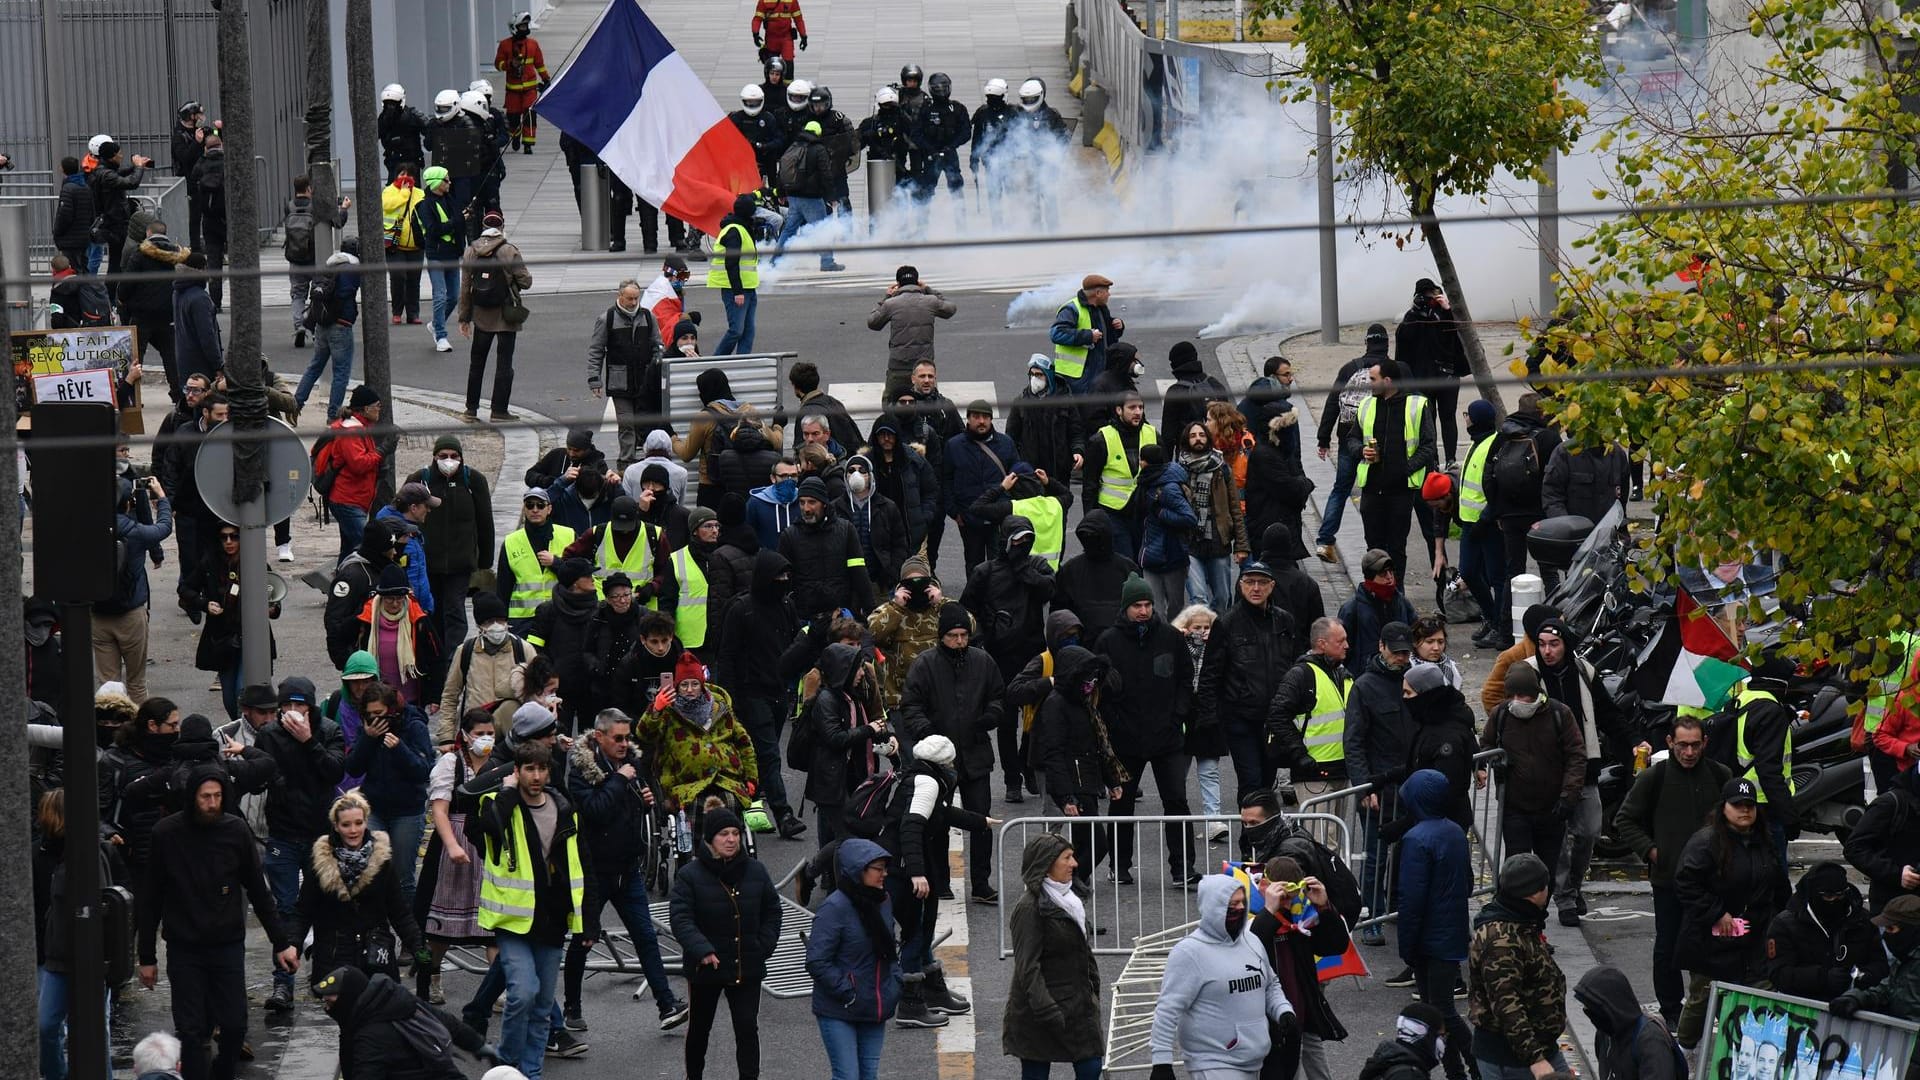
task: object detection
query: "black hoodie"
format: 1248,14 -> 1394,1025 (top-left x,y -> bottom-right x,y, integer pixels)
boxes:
327,968 -> 485,1079
1033,646 -> 1121,809
1054,510 -> 1140,633
1762,862 -> 1888,998
1092,609 -> 1192,759
1573,966 -> 1681,1080
718,550 -> 802,696
961,514 -> 1055,662
138,765 -> 289,963
805,642 -> 881,805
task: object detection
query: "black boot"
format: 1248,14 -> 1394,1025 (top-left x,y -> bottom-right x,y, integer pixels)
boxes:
894,973 -> 948,1028
776,807 -> 808,840
922,960 -> 972,1015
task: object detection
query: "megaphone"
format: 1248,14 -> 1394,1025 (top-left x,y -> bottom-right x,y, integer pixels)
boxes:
265,570 -> 289,604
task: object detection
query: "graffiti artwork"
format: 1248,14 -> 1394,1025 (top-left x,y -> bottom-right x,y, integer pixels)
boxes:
1704,983 -> 1919,1080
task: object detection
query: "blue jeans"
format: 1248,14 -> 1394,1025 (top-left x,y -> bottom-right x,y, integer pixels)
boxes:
86,242 -> 105,276
1187,554 -> 1237,610
330,502 -> 368,565
296,322 -> 356,420
38,968 -> 112,1080
1315,438 -> 1360,546
262,837 -> 306,993
215,665 -> 242,721
497,933 -> 564,1080
1477,1048 -> 1568,1080
1021,1058 -> 1104,1080
428,267 -> 459,341
466,954 -> 567,1035
371,808 -> 424,907
817,1016 -> 886,1080
565,867 -> 681,1014
775,195 -> 835,267
716,289 -> 757,354
1458,523 -> 1506,632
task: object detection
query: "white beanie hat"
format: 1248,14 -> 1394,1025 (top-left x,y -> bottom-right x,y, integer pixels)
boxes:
913,734 -> 956,767
483,1068 -> 531,1080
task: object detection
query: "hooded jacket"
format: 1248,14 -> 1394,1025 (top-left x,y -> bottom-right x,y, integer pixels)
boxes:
1137,458 -> 1199,571
1478,696 -> 1585,817
117,235 -> 190,321
780,496 -> 875,618
250,709 -> 350,842
172,276 -> 224,382
1397,684 -> 1478,829
1093,610 -> 1193,759
897,635 -> 1006,783
1762,863 -> 1889,998
836,480 -> 910,592
1004,831 -> 1104,1063
1149,874 -> 1293,1072
1336,586 -> 1418,678
805,643 -> 881,805
1573,967 -> 1681,1080
1845,764 -> 1920,913
745,473 -> 800,551
1396,769 -> 1472,964
330,968 -> 480,1080
717,549 -> 804,697
1007,362 -> 1085,485
1053,511 -> 1139,633
454,232 -> 531,333
284,829 -> 421,983
53,170 -> 98,252
1468,888 -> 1564,1068
1197,594 -> 1299,731
1612,751 -> 1730,885
863,417 -> 939,550
1159,349 -> 1229,451
1674,814 -> 1787,980
527,582 -> 604,700
1033,646 -> 1124,809
410,436 -> 494,575
1397,295 -> 1468,380
1343,651 -> 1414,792
137,766 -> 291,964
961,515 -> 1056,660
1358,1039 -> 1438,1080
805,838 -> 903,1023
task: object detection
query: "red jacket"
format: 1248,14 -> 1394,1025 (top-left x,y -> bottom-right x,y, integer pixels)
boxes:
752,0 -> 806,59
319,413 -> 383,511
1873,651 -> 1920,763
493,37 -> 549,92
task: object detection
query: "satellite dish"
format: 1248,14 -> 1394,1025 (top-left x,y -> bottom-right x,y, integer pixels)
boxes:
193,417 -> 313,527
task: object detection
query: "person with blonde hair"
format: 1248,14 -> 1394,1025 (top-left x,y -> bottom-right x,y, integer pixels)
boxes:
285,790 -> 422,988
1173,604 -> 1226,839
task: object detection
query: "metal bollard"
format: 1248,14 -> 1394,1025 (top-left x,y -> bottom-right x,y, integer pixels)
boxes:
864,158 -> 897,221
578,164 -> 608,252
0,203 -> 31,328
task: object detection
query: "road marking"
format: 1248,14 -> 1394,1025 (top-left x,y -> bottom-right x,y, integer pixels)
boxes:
1581,905 -> 1657,923
941,825 -> 976,1078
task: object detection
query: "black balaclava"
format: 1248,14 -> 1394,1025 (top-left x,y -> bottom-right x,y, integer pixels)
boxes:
1802,861 -> 1853,924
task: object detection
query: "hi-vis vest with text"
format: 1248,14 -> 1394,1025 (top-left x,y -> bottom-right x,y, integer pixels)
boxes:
1354,394 -> 1430,490
671,546 -> 710,647
1053,298 -> 1093,380
1457,433 -> 1495,524
1301,664 -> 1352,763
503,525 -> 577,621
705,223 -> 759,290
1096,423 -> 1157,510
476,792 -> 585,935
1011,494 -> 1066,568
1734,687 -> 1796,800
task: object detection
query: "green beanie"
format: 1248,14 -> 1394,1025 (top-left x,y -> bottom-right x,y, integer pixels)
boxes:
343,650 -> 380,680
1119,572 -> 1154,609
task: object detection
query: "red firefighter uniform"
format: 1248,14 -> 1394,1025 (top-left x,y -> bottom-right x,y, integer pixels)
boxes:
493,35 -> 551,148
751,0 -> 807,64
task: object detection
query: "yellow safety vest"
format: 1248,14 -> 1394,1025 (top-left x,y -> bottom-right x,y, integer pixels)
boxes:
1734,687 -> 1796,800
1010,494 -> 1066,568
475,791 -> 585,935
1053,298 -> 1093,380
1096,423 -> 1157,510
1457,433 -> 1495,524
1354,394 -> 1430,491
671,546 -> 710,648
596,525 -> 661,603
1862,630 -> 1917,736
1301,663 -> 1352,763
502,525 -> 577,621
381,185 -> 423,251
705,222 -> 759,290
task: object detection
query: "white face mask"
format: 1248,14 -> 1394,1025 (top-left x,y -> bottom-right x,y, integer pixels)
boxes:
437,457 -> 460,476
617,300 -> 640,316
468,733 -> 494,756
848,472 -> 870,494
1508,697 -> 1541,719
1029,375 -> 1047,394
1130,361 -> 1145,378
482,622 -> 509,645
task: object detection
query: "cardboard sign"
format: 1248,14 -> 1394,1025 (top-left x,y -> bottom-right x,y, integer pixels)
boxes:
11,327 -> 141,432
32,369 -> 116,406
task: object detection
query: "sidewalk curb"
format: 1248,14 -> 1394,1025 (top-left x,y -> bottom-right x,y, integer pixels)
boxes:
391,384 -> 562,541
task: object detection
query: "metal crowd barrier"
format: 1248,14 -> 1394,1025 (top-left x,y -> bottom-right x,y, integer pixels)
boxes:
1296,748 -> 1508,929
1103,919 -> 1197,1075
994,811 -> 1352,958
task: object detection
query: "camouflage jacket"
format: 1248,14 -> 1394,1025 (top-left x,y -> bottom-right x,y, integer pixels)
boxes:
1467,898 -> 1567,1065
867,598 -> 966,708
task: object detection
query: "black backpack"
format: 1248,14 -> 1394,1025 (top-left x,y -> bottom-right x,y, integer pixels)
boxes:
1631,1015 -> 1691,1078
786,692 -> 821,771
1276,826 -> 1365,925
776,142 -> 808,191
301,274 -> 339,331
284,198 -> 316,264
842,769 -> 905,840
388,998 -> 459,1072
468,252 -> 512,308
1489,433 -> 1542,506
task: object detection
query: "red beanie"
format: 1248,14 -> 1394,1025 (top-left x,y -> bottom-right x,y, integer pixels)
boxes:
1421,472 -> 1454,501
674,651 -> 706,686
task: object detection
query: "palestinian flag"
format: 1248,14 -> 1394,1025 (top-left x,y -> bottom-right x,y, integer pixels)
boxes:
1634,588 -> 1747,710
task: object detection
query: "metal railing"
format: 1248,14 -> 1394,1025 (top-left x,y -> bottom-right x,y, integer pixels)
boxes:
1104,919 -> 1197,1075
0,177 -> 183,275
994,811 -> 1352,957
1297,749 -> 1508,929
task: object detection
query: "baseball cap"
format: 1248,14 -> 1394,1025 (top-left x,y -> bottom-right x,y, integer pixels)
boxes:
1379,621 -> 1416,653
609,495 -> 641,532
1722,777 -> 1759,805
395,481 -> 442,509
1872,895 -> 1920,929
1240,560 -> 1275,580
520,486 -> 551,505
1361,549 -> 1396,579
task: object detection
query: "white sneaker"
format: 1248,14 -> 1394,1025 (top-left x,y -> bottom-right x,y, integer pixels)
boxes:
276,543 -> 294,563
434,337 -> 453,353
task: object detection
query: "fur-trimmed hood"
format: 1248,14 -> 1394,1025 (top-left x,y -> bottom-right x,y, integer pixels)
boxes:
1266,410 -> 1299,444
137,236 -> 190,265
568,738 -> 609,785
94,689 -> 137,728
308,830 -> 394,901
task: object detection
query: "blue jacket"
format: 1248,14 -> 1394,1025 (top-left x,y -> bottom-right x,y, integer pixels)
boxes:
321,254 -> 362,326
1336,587 -> 1417,674
1138,460 -> 1198,572
546,478 -> 617,535
942,428 -> 1025,524
1048,290 -> 1120,390
101,499 -> 173,614
372,506 -> 434,614
747,482 -> 799,551
340,703 -> 434,819
1396,768 -> 1472,965
804,838 -> 903,1023
171,279 -> 223,383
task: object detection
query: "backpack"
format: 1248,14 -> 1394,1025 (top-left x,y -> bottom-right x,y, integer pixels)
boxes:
454,636 -> 527,713
284,198 -> 316,264
786,692 -> 821,771
776,142 -> 808,191
310,429 -> 342,499
388,1000 -> 458,1071
1489,433 -> 1542,507
1336,367 -> 1371,429
1630,1015 -> 1690,1079
468,251 -> 512,308
1276,826 -> 1365,925
842,769 -> 905,840
301,274 -> 338,331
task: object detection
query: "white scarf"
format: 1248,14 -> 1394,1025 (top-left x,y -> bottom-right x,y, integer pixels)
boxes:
1044,876 -> 1087,934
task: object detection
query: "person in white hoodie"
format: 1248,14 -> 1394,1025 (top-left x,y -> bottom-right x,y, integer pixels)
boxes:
1150,874 -> 1297,1080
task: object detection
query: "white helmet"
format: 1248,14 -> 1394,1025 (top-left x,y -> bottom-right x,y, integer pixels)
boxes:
741,85 -> 765,115
984,78 -> 1008,98
875,86 -> 899,107
787,79 -> 813,110
470,79 -> 494,101
510,11 -> 531,32
1019,78 -> 1046,112
433,89 -> 460,115
89,134 -> 113,156
459,90 -> 491,119
381,83 -> 406,105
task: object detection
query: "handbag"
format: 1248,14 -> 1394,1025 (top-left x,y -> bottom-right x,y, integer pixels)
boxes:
502,287 -> 530,328
361,927 -> 398,972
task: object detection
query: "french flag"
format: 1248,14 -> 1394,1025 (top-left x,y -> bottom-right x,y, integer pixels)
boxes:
535,0 -> 761,236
